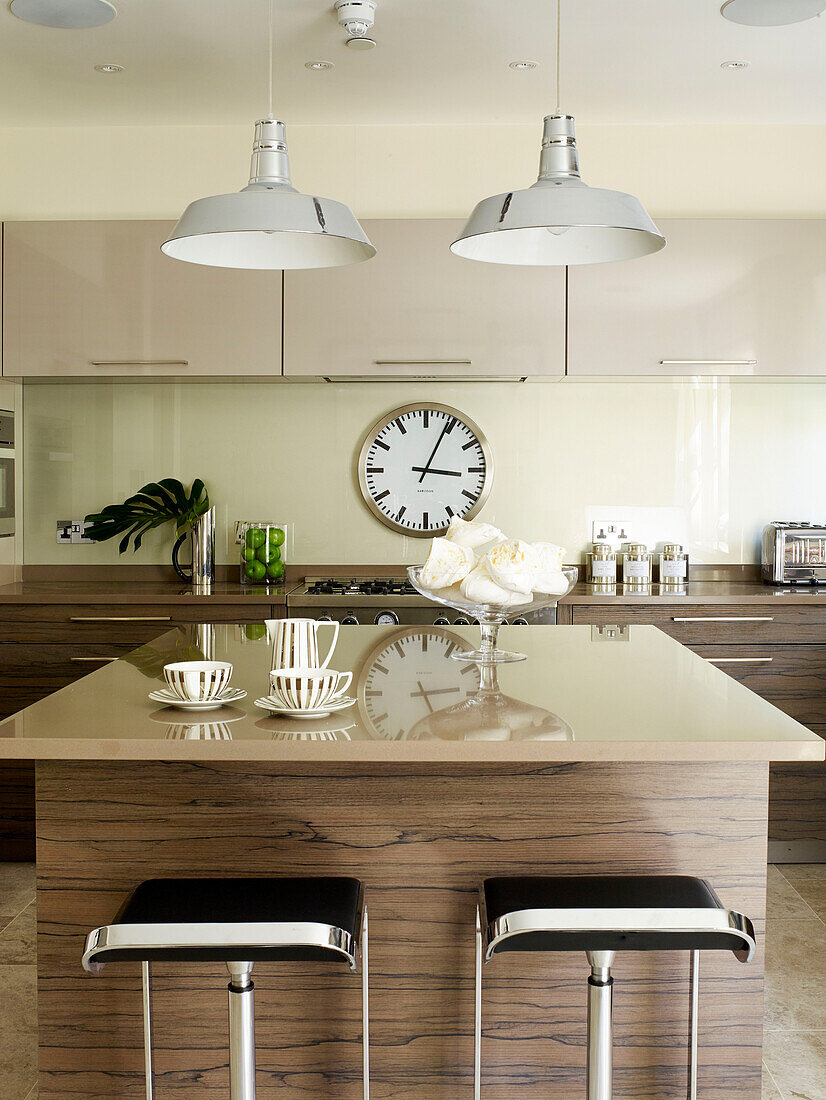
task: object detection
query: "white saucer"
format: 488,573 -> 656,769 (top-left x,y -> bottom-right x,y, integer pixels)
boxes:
149,687 -> 247,711
253,694 -> 356,719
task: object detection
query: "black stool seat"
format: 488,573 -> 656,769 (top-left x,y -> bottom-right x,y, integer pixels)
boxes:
83,877 -> 364,970
482,875 -> 755,959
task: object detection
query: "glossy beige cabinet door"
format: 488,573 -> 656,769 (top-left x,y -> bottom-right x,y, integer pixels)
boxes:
284,219 -> 565,378
567,220 -> 826,377
2,221 -> 283,377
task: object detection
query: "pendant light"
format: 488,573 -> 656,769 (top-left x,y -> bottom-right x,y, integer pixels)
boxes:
451,0 -> 665,266
162,0 -> 375,270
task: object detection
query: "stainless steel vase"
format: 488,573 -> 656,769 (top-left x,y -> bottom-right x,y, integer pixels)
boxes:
172,507 -> 216,591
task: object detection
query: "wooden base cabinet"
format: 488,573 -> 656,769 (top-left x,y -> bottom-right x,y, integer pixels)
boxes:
569,603 -> 826,855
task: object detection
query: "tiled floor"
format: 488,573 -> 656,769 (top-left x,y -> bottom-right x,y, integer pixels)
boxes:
1,863 -> 824,1099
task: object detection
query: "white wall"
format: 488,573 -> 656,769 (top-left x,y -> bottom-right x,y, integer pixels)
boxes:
22,379 -> 826,568
0,379 -> 22,584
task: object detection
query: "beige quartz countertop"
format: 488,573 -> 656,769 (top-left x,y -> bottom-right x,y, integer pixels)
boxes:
563,579 -> 826,605
1,623 -> 822,764
0,580 -> 290,604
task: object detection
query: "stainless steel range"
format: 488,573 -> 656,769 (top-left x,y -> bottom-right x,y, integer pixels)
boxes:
287,576 -> 556,627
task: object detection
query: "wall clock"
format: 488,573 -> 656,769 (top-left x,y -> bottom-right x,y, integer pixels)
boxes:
357,402 -> 493,537
356,627 -> 482,740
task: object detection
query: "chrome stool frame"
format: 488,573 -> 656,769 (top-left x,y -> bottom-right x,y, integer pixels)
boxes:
82,879 -> 370,1100
474,876 -> 756,1100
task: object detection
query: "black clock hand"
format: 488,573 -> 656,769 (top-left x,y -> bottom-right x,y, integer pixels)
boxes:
411,466 -> 462,477
417,419 -> 452,483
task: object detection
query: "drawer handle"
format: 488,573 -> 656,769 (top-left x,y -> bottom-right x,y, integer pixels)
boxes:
89,360 -> 189,367
672,616 -> 775,623
70,656 -> 120,663
705,657 -> 774,665
659,360 -> 758,367
69,616 -> 172,623
373,359 -> 472,366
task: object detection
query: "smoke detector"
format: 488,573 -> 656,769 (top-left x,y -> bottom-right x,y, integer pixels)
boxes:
10,0 -> 117,28
721,0 -> 825,25
335,0 -> 377,50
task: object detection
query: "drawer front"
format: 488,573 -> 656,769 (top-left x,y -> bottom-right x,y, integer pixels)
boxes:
0,604 -> 274,642
0,643 -> 137,718
571,604 -> 826,644
693,644 -> 826,727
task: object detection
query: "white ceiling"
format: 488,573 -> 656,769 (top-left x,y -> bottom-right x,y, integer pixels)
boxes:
1,0 -> 825,128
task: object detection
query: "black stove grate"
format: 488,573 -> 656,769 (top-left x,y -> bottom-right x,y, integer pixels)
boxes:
305,578 -> 418,597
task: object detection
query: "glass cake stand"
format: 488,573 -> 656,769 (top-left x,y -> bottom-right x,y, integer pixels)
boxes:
407,565 -> 578,664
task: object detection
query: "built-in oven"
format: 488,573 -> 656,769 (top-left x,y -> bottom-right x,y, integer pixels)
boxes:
0,411 -> 16,539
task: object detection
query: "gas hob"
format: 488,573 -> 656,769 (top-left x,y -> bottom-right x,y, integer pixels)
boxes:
287,576 -> 554,627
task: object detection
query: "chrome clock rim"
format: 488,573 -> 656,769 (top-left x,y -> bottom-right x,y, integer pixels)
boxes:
356,402 -> 494,538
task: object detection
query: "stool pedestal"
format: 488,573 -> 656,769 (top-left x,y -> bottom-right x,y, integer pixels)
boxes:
228,963 -> 256,1100
586,951 -> 614,1100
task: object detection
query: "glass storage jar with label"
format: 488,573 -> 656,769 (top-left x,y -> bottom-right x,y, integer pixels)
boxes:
238,521 -> 289,586
659,543 -> 689,587
621,543 -> 653,587
586,543 -> 618,585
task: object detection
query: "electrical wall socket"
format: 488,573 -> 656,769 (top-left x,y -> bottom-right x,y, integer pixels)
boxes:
591,518 -> 633,548
56,520 -> 95,545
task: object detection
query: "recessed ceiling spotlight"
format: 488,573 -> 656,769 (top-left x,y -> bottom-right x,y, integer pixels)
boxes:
10,0 -> 116,29
305,60 -> 335,71
721,59 -> 751,70
721,0 -> 825,25
94,63 -> 123,73
509,60 -> 539,71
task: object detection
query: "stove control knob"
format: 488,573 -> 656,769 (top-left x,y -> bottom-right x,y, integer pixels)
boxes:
433,616 -> 451,626
317,615 -> 335,622
454,616 -> 470,626
342,615 -> 360,625
374,611 -> 399,626
511,617 -> 529,626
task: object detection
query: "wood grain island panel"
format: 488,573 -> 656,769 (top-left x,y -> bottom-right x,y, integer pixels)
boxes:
37,759 -> 767,1099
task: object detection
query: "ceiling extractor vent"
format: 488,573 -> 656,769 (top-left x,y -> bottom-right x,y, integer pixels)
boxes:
335,0 -> 377,50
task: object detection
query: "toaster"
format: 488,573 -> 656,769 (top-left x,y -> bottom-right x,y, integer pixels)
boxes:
762,522 -> 826,585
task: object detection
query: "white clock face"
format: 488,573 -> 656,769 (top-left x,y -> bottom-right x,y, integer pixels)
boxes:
358,403 -> 493,537
358,628 -> 481,740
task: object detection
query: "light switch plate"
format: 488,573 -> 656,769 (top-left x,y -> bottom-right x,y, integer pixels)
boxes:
57,520 -> 95,545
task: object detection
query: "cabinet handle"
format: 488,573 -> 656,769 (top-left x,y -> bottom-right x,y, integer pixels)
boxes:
659,360 -> 757,368
672,616 -> 774,623
70,656 -> 120,663
705,657 -> 774,665
69,616 -> 172,622
89,360 -> 189,367
373,359 -> 472,366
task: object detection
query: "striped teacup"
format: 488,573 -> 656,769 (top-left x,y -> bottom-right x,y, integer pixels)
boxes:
163,661 -> 233,702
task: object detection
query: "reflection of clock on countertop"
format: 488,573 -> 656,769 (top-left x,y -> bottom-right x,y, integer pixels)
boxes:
357,628 -> 482,740
357,403 -> 493,537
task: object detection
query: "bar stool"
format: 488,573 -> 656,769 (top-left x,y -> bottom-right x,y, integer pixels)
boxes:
475,875 -> 756,1100
82,877 -> 369,1100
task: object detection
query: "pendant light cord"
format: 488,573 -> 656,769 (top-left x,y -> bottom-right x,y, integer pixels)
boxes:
267,0 -> 274,120
555,0 -> 561,113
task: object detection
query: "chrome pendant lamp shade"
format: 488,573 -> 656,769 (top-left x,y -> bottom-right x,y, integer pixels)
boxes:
161,120 -> 375,269
162,0 -> 375,271
452,0 -> 664,267
451,114 -> 665,266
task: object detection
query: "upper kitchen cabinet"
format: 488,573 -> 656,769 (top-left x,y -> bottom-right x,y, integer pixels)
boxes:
2,221 -> 283,378
283,219 -> 565,379
567,220 -> 826,378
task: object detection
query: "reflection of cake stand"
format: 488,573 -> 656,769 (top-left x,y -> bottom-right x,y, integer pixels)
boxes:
356,627 -> 481,740
405,664 -> 574,742
408,565 -> 578,664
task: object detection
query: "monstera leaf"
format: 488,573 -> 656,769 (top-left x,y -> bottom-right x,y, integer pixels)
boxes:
84,478 -> 210,554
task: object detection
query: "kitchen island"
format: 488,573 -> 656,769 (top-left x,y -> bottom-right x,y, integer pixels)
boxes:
1,623 -> 822,1099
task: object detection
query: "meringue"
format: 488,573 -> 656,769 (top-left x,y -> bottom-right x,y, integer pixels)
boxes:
460,561 -> 526,606
419,537 -> 475,590
532,542 -> 569,594
484,539 -> 538,595
444,516 -> 504,552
